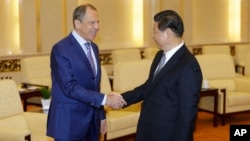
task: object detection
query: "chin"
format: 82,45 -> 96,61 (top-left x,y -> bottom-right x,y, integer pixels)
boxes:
88,36 -> 96,41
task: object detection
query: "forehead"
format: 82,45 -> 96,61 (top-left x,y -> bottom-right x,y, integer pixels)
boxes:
153,22 -> 159,30
83,8 -> 99,21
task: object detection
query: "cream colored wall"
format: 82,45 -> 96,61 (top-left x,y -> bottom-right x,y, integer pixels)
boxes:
192,0 -> 249,44
19,0 -> 37,54
242,0 -> 250,42
19,0 -> 77,54
81,0 -> 146,50
0,0 -> 250,56
159,0 -> 194,45
0,1 -> 20,55
39,0 -> 64,53
193,0 -> 229,43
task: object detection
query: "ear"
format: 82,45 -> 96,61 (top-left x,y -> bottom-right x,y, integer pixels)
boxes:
162,28 -> 170,38
165,28 -> 174,38
74,20 -> 81,28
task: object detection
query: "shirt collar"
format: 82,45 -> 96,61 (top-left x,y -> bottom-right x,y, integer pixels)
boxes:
72,30 -> 88,46
164,40 -> 184,56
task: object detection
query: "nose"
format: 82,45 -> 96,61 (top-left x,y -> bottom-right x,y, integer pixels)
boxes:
94,22 -> 99,29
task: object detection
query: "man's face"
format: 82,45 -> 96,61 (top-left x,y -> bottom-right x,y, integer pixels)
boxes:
153,22 -> 166,48
75,8 -> 99,41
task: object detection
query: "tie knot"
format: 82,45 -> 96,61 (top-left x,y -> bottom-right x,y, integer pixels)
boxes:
161,52 -> 166,60
84,42 -> 91,49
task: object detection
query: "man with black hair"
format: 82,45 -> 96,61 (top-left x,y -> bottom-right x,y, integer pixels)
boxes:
119,10 -> 203,141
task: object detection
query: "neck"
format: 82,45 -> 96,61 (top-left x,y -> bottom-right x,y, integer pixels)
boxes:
163,38 -> 183,52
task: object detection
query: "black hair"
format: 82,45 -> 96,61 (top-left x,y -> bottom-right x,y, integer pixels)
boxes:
154,10 -> 184,37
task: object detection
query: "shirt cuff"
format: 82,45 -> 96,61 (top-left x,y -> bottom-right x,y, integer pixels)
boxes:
101,94 -> 107,105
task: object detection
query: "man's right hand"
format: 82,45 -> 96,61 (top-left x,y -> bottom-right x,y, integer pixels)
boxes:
105,93 -> 127,109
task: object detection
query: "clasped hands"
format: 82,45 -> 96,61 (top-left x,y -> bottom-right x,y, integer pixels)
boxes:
105,92 -> 127,109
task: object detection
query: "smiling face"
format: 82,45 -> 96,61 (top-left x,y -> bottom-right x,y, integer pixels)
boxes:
74,7 -> 99,41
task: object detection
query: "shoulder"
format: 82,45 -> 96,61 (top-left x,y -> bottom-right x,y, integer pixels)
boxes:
52,34 -> 77,50
176,46 -> 200,68
90,42 -> 99,48
90,42 -> 99,52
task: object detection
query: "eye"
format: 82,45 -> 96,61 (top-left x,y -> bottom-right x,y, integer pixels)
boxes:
89,21 -> 99,26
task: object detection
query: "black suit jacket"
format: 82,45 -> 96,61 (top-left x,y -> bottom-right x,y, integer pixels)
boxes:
122,45 -> 202,141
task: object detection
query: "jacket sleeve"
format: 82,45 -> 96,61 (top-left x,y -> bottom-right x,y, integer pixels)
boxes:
174,60 -> 202,141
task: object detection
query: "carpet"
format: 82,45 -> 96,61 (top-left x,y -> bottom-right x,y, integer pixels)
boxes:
109,112 -> 250,141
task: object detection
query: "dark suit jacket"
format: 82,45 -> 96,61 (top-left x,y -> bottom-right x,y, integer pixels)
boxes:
122,45 -> 202,141
47,33 -> 105,141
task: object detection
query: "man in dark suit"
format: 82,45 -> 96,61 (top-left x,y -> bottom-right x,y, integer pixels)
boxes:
119,10 -> 203,141
46,4 -> 126,141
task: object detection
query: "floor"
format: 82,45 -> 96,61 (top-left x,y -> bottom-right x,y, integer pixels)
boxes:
108,112 -> 250,141
27,106 -> 250,141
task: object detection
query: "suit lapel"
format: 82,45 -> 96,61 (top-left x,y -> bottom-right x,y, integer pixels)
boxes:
147,50 -> 163,81
90,42 -> 101,82
149,45 -> 187,88
69,34 -> 99,77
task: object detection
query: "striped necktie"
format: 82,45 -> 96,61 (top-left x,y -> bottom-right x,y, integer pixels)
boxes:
85,42 -> 96,75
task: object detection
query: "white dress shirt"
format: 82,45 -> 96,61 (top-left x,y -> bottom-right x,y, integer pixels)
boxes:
155,41 -> 184,73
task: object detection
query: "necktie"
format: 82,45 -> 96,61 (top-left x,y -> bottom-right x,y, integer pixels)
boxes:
85,42 -> 96,75
154,53 -> 166,77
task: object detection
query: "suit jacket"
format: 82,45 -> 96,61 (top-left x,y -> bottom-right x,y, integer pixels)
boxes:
122,45 -> 202,141
47,33 -> 105,140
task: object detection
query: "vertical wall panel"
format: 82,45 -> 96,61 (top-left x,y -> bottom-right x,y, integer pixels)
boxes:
241,0 -> 249,41
0,0 -> 20,55
182,0 -> 193,45
65,0 -> 77,35
78,0 -> 145,50
39,0 -> 64,53
143,0 -> 159,48
193,0 -> 229,44
19,0 -> 37,54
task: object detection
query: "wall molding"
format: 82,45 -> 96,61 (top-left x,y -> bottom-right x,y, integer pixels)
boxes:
0,59 -> 21,72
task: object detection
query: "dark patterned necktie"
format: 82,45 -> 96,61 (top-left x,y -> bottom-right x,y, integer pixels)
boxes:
85,42 -> 96,75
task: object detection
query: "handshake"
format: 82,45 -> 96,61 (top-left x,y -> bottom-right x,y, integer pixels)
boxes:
105,92 -> 127,110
